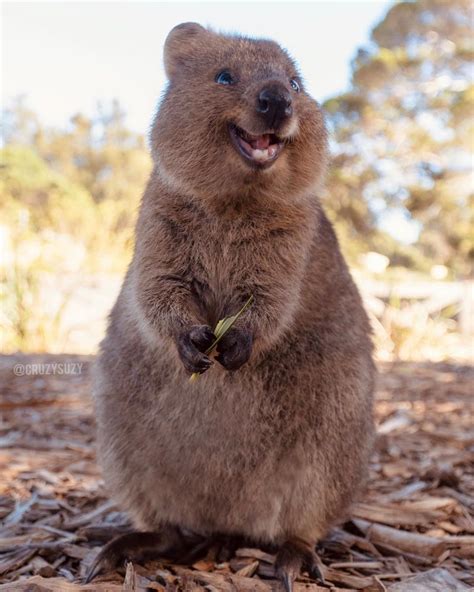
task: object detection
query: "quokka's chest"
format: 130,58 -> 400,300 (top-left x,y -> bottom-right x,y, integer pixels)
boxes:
181,223 -> 272,319
188,218 -> 272,275
188,246 -> 259,325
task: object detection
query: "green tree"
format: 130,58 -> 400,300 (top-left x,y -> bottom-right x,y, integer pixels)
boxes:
3,99 -> 152,262
324,0 -> 473,276
0,145 -> 97,236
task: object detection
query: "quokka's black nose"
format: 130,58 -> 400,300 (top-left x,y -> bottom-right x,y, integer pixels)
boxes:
257,84 -> 292,129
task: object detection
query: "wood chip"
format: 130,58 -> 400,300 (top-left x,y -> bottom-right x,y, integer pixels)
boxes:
0,576 -> 123,591
353,519 -> 448,558
387,567 -> 470,591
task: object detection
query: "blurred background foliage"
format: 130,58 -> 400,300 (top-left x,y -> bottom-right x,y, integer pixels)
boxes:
1,0 -> 472,357
322,0 -> 473,275
1,100 -> 151,351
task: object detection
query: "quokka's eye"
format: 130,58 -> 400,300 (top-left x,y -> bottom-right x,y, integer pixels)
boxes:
215,70 -> 235,85
290,78 -> 300,92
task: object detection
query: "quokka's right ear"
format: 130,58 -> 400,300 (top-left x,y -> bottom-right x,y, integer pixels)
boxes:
164,22 -> 209,79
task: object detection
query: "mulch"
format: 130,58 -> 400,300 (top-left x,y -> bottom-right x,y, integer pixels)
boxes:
0,354 -> 473,591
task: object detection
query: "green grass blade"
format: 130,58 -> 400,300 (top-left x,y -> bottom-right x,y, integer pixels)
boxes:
189,294 -> 254,382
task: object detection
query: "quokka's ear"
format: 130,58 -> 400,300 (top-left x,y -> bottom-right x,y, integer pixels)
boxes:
164,22 -> 209,79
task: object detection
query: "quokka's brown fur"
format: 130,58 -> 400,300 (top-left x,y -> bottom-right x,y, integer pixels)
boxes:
94,22 -> 375,561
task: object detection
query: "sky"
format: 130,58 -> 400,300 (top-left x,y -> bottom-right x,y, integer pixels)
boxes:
2,1 -> 393,134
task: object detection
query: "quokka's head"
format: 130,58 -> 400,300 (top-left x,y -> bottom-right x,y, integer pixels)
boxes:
151,23 -> 328,202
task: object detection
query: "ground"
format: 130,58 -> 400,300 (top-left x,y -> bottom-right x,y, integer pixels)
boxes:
0,354 -> 473,591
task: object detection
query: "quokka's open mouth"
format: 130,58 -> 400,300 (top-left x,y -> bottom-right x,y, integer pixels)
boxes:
229,123 -> 285,167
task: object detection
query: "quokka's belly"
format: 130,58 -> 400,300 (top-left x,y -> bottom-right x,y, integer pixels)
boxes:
116,427 -> 312,543
100,369 -> 311,539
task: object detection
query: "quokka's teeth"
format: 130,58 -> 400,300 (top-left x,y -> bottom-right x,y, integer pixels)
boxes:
251,146 -> 279,162
251,149 -> 269,161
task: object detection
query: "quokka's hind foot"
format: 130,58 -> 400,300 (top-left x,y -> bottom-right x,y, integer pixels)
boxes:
84,527 -> 204,583
275,537 -> 325,592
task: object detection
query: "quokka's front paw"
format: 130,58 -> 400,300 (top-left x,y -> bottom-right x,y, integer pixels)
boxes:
216,327 -> 253,371
176,325 -> 215,373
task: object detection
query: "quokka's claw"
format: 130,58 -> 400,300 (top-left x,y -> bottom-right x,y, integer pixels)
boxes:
308,558 -> 326,584
84,531 -> 167,583
280,570 -> 295,592
275,537 -> 325,592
